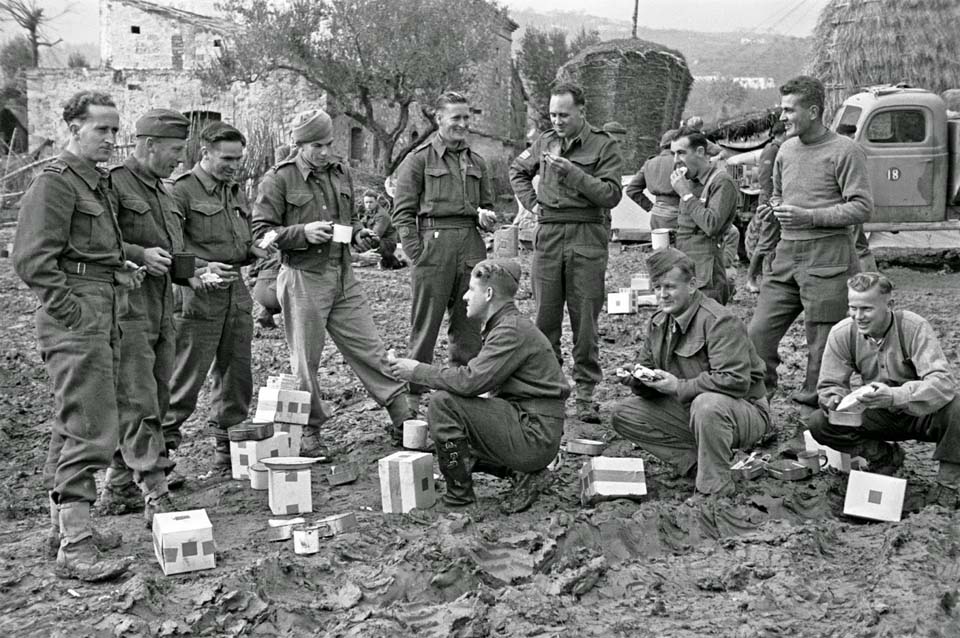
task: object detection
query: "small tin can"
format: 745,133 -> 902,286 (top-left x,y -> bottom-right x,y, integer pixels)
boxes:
796,450 -> 822,475
249,462 -> 269,490
765,459 -> 811,481
293,526 -> 321,555
229,421 -> 275,441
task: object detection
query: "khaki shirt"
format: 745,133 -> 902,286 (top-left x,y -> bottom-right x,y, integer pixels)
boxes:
111,156 -> 184,265
172,164 -> 253,266
509,121 -> 623,223
13,150 -> 124,326
818,312 -> 957,417
252,154 -> 359,273
410,302 -> 570,417
637,291 -> 766,403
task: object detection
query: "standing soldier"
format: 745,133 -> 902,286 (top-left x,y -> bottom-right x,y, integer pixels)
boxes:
392,91 -> 498,409
747,76 -> 872,407
13,91 -> 136,581
163,122 -> 269,470
668,129 -> 739,304
253,109 -> 414,454
626,129 -> 680,230
509,82 -> 623,423
96,109 -> 193,523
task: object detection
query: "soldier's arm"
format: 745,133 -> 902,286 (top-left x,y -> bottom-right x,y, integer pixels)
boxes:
371,208 -> 392,238
890,319 -> 956,416
345,169 -> 364,238
508,141 -> 541,212
625,166 -> 653,212
772,151 -> 783,201
630,319 -> 664,399
807,144 -> 872,227
410,322 -> 523,396
680,177 -> 738,237
392,152 -> 425,261
11,173 -> 82,326
251,172 -> 309,250
564,138 -> 623,208
816,324 -> 856,410
757,145 -> 777,206
675,314 -> 754,402
478,155 -> 496,210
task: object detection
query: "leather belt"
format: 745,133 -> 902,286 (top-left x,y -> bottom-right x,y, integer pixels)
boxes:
58,258 -> 118,283
418,215 -> 477,230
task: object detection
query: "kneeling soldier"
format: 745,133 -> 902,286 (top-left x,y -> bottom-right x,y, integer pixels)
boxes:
806,272 -> 960,508
388,260 -> 569,513
611,248 -> 769,497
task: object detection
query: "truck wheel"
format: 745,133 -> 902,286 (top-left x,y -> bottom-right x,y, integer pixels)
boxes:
744,214 -> 761,261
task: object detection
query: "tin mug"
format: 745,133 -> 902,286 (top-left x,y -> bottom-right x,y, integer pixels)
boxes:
796,450 -> 823,475
171,252 -> 196,280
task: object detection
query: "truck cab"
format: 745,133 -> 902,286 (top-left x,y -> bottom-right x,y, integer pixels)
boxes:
830,86 -> 960,229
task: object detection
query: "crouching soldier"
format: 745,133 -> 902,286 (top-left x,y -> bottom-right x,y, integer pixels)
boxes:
806,272 -> 960,508
388,260 -> 569,513
611,248 -> 769,498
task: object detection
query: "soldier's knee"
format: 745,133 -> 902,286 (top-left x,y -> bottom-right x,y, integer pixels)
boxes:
427,390 -> 456,422
690,392 -> 732,419
805,410 -> 829,441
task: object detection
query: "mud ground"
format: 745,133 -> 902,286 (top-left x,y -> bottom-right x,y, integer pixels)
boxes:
1,225 -> 959,638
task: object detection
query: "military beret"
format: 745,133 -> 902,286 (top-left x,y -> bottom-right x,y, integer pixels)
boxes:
292,109 -> 334,144
135,109 -> 190,139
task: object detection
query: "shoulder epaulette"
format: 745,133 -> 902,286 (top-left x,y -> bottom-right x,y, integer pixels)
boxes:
42,159 -> 68,174
172,171 -> 194,183
271,157 -> 298,173
412,138 -> 433,153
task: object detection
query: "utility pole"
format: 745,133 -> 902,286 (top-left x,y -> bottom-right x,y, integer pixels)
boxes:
632,0 -> 638,38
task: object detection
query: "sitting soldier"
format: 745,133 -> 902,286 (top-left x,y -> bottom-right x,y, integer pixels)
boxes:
611,247 -> 769,497
806,272 -> 960,508
388,259 -> 569,513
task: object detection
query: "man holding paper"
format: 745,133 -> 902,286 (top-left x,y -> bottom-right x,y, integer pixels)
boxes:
392,91 -> 499,410
807,272 -> 960,508
253,109 -> 415,456
610,248 -> 769,497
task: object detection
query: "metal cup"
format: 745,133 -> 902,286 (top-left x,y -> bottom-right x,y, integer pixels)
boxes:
797,450 -> 822,475
171,252 -> 196,279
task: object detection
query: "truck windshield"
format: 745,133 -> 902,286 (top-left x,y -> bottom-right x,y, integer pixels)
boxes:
831,106 -> 862,138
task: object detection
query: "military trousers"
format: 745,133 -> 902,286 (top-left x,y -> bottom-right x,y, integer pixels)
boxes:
747,233 -> 858,396
611,392 -> 769,494
163,279 -> 253,446
806,396 -> 960,466
277,264 -> 407,432
252,268 -> 281,315
105,276 -> 176,491
38,276 -> 122,504
531,221 -> 608,400
408,224 -> 486,394
428,391 -> 563,474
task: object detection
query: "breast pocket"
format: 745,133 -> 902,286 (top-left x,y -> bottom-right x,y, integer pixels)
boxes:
117,196 -> 152,245
284,191 -> 314,225
563,153 -> 599,200
74,198 -> 114,253
675,337 -> 708,378
424,167 -> 451,206
188,202 -> 228,244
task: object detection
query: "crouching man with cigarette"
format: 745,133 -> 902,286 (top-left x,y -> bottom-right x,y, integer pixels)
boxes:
806,272 -> 960,508
388,260 -> 569,514
610,248 -> 769,498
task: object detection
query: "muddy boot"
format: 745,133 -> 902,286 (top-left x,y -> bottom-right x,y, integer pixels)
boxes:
300,430 -> 333,463
55,502 -> 131,582
575,400 -> 601,424
500,469 -> 552,514
386,394 -> 418,448
97,470 -> 145,515
46,492 -> 123,559
144,489 -> 184,529
859,441 -> 905,476
437,439 -> 476,507
212,439 -> 232,472
927,462 -> 960,509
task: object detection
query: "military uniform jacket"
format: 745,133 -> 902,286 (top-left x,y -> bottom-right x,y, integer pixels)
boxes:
676,165 -> 738,290
509,122 -> 623,224
13,150 -> 124,327
171,164 -> 253,266
392,134 -> 494,248
252,154 -> 360,273
111,155 -> 185,319
637,291 -> 766,404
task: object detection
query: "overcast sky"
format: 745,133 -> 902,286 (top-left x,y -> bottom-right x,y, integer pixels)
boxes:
21,0 -> 829,45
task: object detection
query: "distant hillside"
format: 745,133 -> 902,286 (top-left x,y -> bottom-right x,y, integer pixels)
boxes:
509,9 -> 810,83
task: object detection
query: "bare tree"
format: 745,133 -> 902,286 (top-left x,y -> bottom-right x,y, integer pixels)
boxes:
0,1 -> 70,67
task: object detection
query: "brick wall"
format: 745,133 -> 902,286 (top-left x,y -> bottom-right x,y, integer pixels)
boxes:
101,0 -> 222,70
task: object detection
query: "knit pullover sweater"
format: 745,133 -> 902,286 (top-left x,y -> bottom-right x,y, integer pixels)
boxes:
773,129 -> 873,241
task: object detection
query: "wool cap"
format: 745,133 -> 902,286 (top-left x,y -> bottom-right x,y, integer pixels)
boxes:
603,121 -> 627,135
473,258 -> 521,297
292,109 -> 334,144
135,109 -> 190,139
646,247 -> 694,281
660,129 -> 679,149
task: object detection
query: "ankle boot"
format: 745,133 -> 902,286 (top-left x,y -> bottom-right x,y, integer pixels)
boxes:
437,439 -> 476,507
386,394 -> 418,446
47,492 -> 123,559
56,502 -> 131,582
96,474 -> 145,515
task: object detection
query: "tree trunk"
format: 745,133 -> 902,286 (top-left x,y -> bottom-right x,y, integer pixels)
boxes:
632,0 -> 639,39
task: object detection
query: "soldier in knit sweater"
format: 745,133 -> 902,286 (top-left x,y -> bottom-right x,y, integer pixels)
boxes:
747,76 -> 873,408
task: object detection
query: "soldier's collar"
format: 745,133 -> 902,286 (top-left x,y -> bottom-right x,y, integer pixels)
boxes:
294,153 -> 342,181
561,120 -> 589,149
61,149 -> 106,190
124,156 -> 162,191
431,133 -> 468,157
673,291 -> 704,333
481,301 -> 518,336
193,163 -> 236,194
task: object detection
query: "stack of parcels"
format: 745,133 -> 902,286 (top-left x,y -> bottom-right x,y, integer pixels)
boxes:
253,374 -> 310,455
228,421 -> 292,480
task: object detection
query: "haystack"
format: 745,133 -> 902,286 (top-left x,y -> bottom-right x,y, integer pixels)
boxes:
556,39 -> 692,170
812,0 -> 960,117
